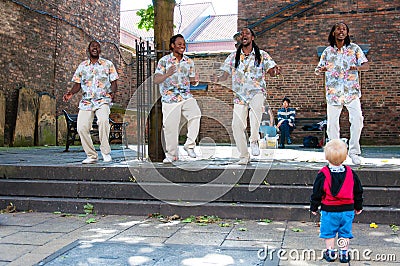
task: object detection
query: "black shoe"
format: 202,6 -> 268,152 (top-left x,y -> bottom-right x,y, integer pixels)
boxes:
278,144 -> 285,149
339,250 -> 350,263
323,249 -> 337,262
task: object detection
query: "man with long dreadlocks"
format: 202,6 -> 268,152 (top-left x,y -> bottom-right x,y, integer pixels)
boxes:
315,22 -> 369,165
214,27 -> 281,165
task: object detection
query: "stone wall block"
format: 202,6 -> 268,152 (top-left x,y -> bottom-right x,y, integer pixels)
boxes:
0,91 -> 5,146
37,93 -> 56,146
12,88 -> 38,147
57,115 -> 67,146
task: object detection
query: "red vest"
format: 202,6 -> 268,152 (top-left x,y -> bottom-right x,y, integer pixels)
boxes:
320,166 -> 354,206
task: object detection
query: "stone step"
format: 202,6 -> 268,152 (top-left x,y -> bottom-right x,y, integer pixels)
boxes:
0,196 -> 398,224
1,165 -> 399,187
1,163 -> 399,225
1,179 -> 399,207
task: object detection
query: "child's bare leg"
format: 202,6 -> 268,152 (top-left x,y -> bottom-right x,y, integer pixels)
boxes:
325,238 -> 335,249
323,238 -> 337,262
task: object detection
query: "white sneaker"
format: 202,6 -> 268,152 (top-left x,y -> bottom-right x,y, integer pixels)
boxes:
163,156 -> 177,164
349,154 -> 361,165
250,141 -> 260,156
102,153 -> 112,162
82,157 -> 98,164
238,157 -> 250,165
184,146 -> 196,158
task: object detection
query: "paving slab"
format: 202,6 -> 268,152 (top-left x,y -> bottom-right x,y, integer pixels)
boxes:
38,241 -> 268,266
0,212 -> 55,226
180,222 -> 234,233
115,220 -> 184,238
0,231 -> 64,245
221,239 -> 278,249
226,220 -> 286,242
0,243 -> 36,262
0,225 -> 20,238
109,235 -> 168,245
165,231 -> 228,246
19,216 -> 86,233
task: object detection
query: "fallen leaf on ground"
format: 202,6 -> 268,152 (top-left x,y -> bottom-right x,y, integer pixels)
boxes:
370,223 -> 378,228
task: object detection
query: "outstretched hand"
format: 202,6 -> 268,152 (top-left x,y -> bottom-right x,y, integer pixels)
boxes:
268,66 -> 282,77
63,91 -> 73,102
211,74 -> 218,83
315,66 -> 327,75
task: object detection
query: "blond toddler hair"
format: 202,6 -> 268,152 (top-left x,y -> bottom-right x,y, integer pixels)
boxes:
324,139 -> 348,166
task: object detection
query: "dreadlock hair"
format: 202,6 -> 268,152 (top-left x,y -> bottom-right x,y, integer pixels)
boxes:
169,34 -> 185,51
328,22 -> 351,47
234,28 -> 261,69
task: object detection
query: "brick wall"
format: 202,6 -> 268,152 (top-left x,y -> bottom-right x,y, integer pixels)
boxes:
233,0 -> 400,144
1,0 -> 399,146
0,0 -> 131,145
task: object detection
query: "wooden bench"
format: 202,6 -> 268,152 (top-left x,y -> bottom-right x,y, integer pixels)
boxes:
63,110 -> 128,152
291,117 -> 327,146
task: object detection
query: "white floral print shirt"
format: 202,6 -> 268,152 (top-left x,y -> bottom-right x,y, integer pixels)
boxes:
220,49 -> 276,104
155,53 -> 196,103
316,43 -> 368,105
72,57 -> 119,111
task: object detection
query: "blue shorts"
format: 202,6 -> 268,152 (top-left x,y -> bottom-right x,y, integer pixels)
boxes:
319,210 -> 355,239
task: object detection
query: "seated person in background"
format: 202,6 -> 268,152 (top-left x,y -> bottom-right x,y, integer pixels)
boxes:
259,105 -> 277,138
277,97 -> 296,148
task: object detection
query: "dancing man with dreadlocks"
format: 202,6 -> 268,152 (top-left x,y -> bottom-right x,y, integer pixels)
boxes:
213,27 -> 281,165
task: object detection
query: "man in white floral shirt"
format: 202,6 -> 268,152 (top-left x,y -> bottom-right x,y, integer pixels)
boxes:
215,27 -> 281,165
63,40 -> 118,164
154,34 -> 201,163
316,22 -> 369,165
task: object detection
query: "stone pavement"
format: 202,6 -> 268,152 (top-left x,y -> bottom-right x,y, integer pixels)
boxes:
0,144 -> 400,167
0,145 -> 399,265
0,211 -> 399,266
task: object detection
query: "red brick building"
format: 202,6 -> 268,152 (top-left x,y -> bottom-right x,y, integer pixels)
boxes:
234,0 -> 400,144
191,0 -> 400,145
0,0 -> 399,146
0,0 -> 127,145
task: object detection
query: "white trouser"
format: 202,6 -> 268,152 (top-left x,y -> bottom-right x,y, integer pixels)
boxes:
327,98 -> 364,155
232,93 -> 264,158
162,98 -> 201,159
77,104 -> 111,159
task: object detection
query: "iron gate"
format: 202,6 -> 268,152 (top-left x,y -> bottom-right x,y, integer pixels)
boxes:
132,39 -> 168,161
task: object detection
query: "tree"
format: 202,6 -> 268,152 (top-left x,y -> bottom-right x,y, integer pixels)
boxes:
135,0 -> 175,162
150,0 -> 176,161
136,1 -> 175,49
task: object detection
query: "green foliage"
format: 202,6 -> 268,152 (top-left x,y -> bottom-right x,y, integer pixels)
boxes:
260,218 -> 272,224
390,224 -> 399,233
85,217 -> 97,224
182,215 -> 196,223
136,5 -> 154,31
84,203 -> 94,215
219,222 -> 231,227
181,215 -> 221,226
149,212 -> 164,219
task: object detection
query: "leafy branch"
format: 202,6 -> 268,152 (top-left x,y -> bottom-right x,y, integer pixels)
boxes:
136,5 -> 154,31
